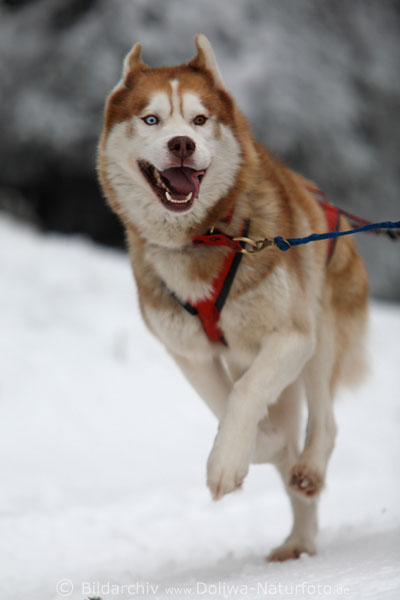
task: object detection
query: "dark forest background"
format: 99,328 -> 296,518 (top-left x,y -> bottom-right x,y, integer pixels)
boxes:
0,0 -> 399,299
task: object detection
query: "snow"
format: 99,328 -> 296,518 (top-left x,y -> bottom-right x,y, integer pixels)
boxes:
0,213 -> 399,599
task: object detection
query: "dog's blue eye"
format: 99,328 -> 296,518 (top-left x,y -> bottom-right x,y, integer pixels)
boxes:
142,115 -> 159,126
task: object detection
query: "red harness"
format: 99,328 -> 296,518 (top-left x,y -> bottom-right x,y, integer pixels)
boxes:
171,220 -> 250,344
169,189 -> 339,344
305,186 -> 340,262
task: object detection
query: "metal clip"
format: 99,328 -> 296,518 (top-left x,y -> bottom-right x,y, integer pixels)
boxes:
232,236 -> 275,255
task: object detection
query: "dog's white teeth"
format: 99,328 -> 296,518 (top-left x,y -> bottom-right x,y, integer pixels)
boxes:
153,168 -> 168,190
153,167 -> 162,183
165,191 -> 192,204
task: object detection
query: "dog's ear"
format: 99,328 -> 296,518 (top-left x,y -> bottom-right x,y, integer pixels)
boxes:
122,42 -> 147,78
189,34 -> 227,91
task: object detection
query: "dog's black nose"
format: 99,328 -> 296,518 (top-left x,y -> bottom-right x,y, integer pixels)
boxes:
168,136 -> 196,160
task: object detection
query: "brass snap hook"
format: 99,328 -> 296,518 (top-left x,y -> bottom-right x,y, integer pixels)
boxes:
233,236 -> 274,254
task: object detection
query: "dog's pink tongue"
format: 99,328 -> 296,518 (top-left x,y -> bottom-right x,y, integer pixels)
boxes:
161,167 -> 204,197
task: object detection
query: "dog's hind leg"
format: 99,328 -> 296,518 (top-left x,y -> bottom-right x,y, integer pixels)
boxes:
289,325 -> 337,499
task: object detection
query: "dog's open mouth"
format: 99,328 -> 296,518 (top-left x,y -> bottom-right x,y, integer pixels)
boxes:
138,161 -> 205,212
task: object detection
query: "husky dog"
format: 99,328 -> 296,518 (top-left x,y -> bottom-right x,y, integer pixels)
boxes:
97,35 -> 368,561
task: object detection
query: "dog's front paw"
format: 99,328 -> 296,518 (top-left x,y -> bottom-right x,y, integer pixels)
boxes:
289,463 -> 324,498
207,435 -> 251,500
267,537 -> 316,562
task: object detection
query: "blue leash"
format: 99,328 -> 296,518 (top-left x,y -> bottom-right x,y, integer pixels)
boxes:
235,220 -> 400,254
274,220 -> 400,251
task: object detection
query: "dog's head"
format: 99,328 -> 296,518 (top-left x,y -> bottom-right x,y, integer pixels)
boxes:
98,35 -> 250,246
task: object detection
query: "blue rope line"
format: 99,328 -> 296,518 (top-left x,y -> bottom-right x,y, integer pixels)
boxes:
274,221 -> 400,251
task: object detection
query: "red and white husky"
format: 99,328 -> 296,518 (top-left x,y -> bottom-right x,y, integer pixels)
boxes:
98,34 -> 368,561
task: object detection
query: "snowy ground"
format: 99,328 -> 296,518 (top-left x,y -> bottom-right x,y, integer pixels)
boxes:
0,214 -> 399,600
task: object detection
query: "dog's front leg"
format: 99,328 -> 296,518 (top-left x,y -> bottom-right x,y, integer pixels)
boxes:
171,353 -> 232,420
207,330 -> 314,500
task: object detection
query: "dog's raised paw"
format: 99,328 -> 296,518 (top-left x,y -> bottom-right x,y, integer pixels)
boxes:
207,444 -> 249,500
207,474 -> 243,501
289,464 -> 324,497
207,458 -> 246,500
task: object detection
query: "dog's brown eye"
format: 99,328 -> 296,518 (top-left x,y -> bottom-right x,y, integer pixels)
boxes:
193,115 -> 208,126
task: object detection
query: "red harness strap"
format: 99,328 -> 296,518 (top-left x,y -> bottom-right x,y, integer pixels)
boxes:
171,220 -> 249,345
169,186 -> 339,344
304,185 -> 340,262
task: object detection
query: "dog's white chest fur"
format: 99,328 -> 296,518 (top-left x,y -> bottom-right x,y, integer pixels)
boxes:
143,262 -> 295,364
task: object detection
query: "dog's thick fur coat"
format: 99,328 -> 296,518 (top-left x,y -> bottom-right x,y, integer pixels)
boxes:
97,35 -> 368,561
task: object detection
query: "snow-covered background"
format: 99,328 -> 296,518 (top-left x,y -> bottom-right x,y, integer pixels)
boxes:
1,214 -> 399,599
0,0 -> 400,298
1,1 -> 399,596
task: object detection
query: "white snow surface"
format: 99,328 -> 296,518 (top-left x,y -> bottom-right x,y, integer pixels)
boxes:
0,214 -> 399,600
